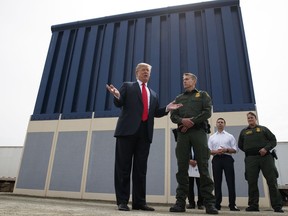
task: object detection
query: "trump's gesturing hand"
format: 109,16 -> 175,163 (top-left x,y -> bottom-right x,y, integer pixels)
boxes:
167,101 -> 183,111
106,84 -> 120,99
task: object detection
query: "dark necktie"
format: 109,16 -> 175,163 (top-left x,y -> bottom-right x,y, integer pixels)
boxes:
142,83 -> 148,121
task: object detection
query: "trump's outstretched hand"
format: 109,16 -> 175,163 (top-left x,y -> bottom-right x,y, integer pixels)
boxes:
106,84 -> 120,99
167,101 -> 183,111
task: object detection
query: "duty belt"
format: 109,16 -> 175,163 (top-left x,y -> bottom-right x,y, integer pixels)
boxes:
245,151 -> 270,157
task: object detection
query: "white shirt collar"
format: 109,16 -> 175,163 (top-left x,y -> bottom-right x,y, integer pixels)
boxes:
137,80 -> 147,87
216,130 -> 226,135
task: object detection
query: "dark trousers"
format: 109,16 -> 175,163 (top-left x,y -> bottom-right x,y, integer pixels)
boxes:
188,177 -> 203,206
175,129 -> 215,207
114,122 -> 150,206
212,154 -> 236,208
245,154 -> 283,209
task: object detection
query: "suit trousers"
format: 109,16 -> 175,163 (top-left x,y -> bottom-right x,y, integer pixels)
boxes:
188,176 -> 203,206
114,121 -> 150,206
212,154 -> 236,208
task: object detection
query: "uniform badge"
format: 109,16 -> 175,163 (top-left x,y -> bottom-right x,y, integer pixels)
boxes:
245,130 -> 252,135
256,127 -> 261,132
195,93 -> 200,97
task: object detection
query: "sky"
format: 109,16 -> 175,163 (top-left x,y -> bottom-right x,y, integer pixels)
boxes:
0,0 -> 287,146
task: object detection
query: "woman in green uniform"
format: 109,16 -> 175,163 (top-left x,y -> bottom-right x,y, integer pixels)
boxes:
238,112 -> 283,213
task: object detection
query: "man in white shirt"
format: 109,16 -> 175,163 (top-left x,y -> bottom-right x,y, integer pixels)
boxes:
208,118 -> 240,211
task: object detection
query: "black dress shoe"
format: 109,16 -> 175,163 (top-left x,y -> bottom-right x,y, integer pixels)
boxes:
245,206 -> 259,212
186,203 -> 195,209
205,206 -> 218,214
132,204 -> 155,211
274,207 -> 284,213
215,205 -> 221,210
197,205 -> 204,210
118,203 -> 130,211
169,203 -> 186,212
230,206 -> 240,211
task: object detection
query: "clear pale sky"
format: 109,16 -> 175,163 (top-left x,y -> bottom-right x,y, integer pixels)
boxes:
0,0 -> 287,146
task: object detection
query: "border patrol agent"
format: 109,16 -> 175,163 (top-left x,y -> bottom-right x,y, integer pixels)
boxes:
169,73 -> 218,215
238,112 -> 284,213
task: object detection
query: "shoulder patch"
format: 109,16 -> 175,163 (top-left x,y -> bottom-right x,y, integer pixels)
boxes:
201,91 -> 211,99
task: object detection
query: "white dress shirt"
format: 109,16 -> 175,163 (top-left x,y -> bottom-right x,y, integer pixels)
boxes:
208,130 -> 238,154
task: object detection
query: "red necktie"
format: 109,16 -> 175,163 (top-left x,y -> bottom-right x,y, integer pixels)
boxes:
142,83 -> 148,121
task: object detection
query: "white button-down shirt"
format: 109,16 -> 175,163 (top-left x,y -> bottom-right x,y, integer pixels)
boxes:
208,130 -> 238,153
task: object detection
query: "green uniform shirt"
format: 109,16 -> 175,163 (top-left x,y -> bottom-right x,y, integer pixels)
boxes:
170,89 -> 212,125
238,125 -> 276,154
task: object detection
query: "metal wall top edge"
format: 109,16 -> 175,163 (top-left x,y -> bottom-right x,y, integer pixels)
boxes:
51,0 -> 239,32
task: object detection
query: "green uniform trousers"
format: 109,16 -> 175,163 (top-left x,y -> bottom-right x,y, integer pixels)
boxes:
245,154 -> 283,209
175,128 -> 216,207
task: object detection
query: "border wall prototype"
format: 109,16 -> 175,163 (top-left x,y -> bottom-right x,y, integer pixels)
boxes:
14,0 -> 273,207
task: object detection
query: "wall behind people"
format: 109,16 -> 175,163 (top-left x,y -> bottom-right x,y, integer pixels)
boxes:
13,0 -> 262,206
275,142 -> 288,186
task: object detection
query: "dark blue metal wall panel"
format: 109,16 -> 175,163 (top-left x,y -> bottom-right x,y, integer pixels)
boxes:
31,0 -> 255,120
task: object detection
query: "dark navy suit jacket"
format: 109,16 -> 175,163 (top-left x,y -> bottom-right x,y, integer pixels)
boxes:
114,81 -> 168,143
